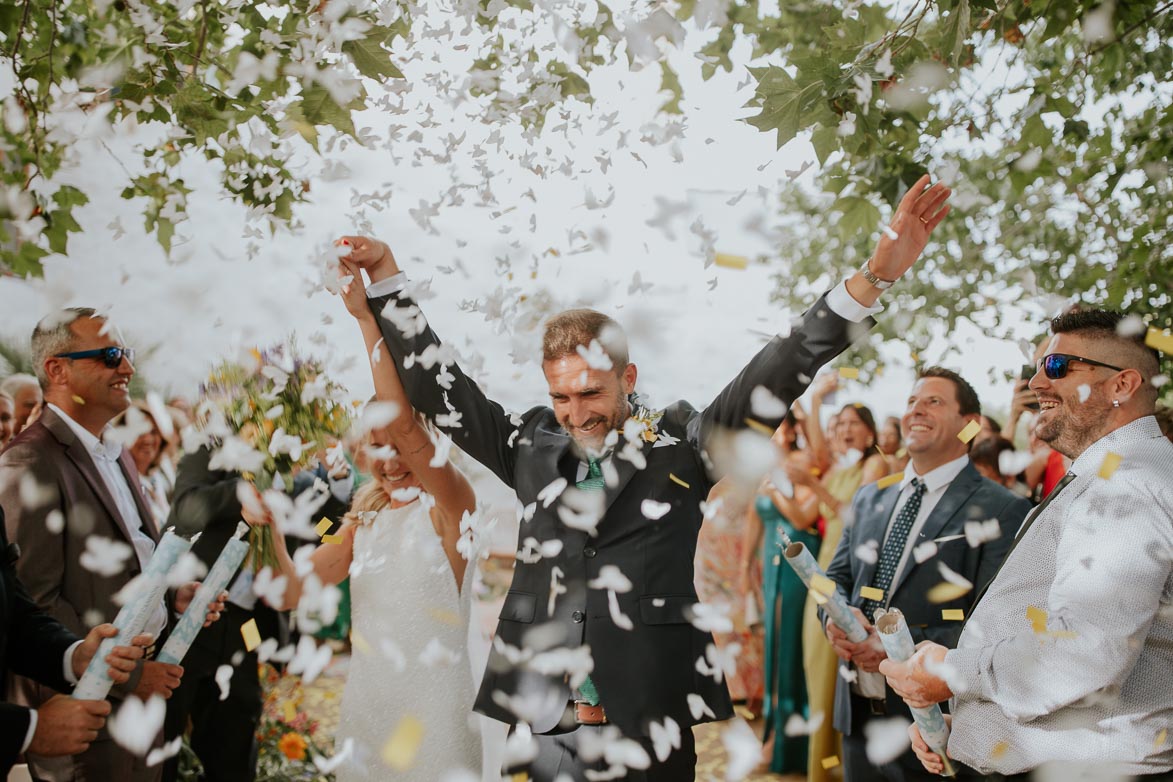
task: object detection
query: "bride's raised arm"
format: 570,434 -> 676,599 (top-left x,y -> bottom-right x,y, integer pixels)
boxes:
336,239 -> 476,590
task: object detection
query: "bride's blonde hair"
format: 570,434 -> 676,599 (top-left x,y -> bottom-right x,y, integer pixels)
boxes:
346,480 -> 390,522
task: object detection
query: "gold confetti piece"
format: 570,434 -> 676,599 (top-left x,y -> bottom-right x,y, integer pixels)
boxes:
859,586 -> 885,602
283,700 -> 297,723
71,394 -> 86,405
990,741 -> 1009,759
1098,452 -> 1122,479
321,533 -> 344,545
811,574 -> 837,596
821,755 -> 841,770
1156,728 -> 1168,749
927,582 -> 972,603
351,630 -> 372,656
314,517 -> 333,537
428,607 -> 462,626
511,774 -> 529,782
714,252 -> 748,270
942,609 -> 965,621
957,420 -> 982,444
382,715 -> 424,771
668,473 -> 690,489
1145,326 -> 1173,353
877,471 -> 904,490
743,417 -> 774,436
839,367 -> 860,380
240,618 -> 261,652
1026,605 -> 1048,633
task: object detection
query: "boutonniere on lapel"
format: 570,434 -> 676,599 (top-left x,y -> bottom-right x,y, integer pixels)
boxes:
628,395 -> 664,444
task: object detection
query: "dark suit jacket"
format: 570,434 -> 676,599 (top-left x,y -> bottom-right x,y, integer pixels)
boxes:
371,286 -> 871,738
166,446 -> 288,655
0,508 -> 77,777
824,461 -> 1031,733
0,407 -> 158,710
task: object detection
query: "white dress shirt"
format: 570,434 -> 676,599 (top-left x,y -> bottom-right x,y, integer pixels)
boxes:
944,416 -> 1173,774
856,454 -> 970,698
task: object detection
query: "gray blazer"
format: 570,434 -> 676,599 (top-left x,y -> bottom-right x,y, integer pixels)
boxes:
824,461 -> 1031,733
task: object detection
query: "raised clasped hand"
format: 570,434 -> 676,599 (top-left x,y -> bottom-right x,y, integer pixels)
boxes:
868,174 -> 952,281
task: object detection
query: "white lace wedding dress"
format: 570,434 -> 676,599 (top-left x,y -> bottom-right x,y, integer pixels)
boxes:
334,500 -> 482,781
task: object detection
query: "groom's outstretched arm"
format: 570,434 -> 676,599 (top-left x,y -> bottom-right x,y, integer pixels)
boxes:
342,236 -> 525,490
693,175 -> 951,447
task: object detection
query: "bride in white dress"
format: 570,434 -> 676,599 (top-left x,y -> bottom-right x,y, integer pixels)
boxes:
260,239 -> 482,780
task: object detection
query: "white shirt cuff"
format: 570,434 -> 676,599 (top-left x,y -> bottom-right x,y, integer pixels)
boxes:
824,281 -> 883,323
21,709 -> 37,753
63,639 -> 83,684
365,272 -> 408,298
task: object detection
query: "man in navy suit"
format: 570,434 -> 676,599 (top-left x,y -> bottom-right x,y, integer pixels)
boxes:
823,367 -> 1031,780
0,507 -> 152,777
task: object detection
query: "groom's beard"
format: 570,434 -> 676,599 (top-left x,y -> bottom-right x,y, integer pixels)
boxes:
562,399 -> 631,459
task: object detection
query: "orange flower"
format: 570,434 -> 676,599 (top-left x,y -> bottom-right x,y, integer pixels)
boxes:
278,732 -> 307,762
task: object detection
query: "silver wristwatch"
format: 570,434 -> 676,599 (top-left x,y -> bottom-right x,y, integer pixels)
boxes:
859,259 -> 897,290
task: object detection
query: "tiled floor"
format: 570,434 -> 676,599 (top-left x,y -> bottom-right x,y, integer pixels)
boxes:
269,654 -> 804,780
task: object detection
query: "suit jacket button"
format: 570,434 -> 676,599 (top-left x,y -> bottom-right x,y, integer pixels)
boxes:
583,547 -> 596,558
571,610 -> 585,623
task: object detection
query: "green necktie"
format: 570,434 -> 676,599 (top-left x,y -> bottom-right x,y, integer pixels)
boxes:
573,457 -> 604,706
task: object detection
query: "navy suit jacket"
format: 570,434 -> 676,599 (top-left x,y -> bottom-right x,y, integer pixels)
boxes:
371,285 -> 872,738
0,507 -> 77,776
824,461 -> 1031,734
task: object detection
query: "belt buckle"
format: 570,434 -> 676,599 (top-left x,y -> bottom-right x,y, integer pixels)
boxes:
573,700 -> 607,725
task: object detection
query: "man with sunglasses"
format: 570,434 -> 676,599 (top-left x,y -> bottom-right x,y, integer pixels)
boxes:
0,308 -> 197,782
879,309 -> 1172,779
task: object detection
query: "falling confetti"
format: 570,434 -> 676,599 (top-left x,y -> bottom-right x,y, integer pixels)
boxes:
1144,326 -> 1173,353
668,473 -> 690,488
838,367 -> 860,380
240,618 -> 262,652
927,582 -> 971,603
859,586 -> 885,602
1098,452 -> 1122,479
821,755 -> 841,769
941,609 -> 964,621
1027,605 -> 1048,633
382,715 -> 425,771
314,517 -> 332,537
714,252 -> 748,269
956,420 -> 982,444
877,472 -> 904,490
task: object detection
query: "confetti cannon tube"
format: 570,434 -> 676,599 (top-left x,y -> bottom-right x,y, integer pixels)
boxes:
73,530 -> 193,700
156,523 -> 249,665
875,609 -> 957,778
781,539 -> 868,643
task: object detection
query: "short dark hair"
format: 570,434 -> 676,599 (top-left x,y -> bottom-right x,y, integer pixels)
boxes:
971,436 -> 1016,476
542,308 -> 629,368
917,366 -> 981,417
1050,308 -> 1161,404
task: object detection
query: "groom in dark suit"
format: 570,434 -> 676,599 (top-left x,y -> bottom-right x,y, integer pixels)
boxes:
346,176 -> 951,779
823,367 -> 1031,780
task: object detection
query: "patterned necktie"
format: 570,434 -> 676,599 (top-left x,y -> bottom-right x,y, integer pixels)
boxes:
571,458 -> 605,706
861,478 -> 926,620
966,471 -> 1076,619
577,458 -> 605,491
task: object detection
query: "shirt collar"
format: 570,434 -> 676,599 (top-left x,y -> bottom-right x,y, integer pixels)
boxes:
902,453 -> 970,494
1070,415 -> 1163,478
47,403 -> 123,463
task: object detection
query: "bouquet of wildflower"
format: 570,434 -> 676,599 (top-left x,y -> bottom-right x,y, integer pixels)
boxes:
200,342 -> 351,572
255,664 -> 336,781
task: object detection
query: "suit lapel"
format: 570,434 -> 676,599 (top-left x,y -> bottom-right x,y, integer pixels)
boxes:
601,436 -> 657,516
118,451 -> 160,541
856,484 -> 903,590
43,409 -> 139,549
889,464 -> 980,599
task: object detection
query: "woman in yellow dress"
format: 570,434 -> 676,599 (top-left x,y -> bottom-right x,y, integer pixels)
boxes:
789,376 -> 887,780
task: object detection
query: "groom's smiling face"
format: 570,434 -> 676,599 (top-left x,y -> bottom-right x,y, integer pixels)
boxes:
543,354 -> 637,454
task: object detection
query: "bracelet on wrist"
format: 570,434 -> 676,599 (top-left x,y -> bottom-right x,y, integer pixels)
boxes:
859,258 -> 897,290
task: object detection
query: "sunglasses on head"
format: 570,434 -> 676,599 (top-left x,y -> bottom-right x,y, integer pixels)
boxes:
54,346 -> 135,368
1038,353 -> 1125,380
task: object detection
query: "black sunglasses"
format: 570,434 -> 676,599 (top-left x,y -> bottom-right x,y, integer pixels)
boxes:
54,347 -> 135,368
1039,352 -> 1125,380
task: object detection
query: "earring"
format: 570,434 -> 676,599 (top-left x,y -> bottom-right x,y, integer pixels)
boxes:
1111,399 -> 1121,408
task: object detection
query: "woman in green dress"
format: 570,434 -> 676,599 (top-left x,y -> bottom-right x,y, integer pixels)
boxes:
740,415 -> 822,773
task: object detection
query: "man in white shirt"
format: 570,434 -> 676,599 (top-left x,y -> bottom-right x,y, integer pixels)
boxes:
0,308 -> 208,782
881,309 -> 1173,779
823,367 -> 1030,780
